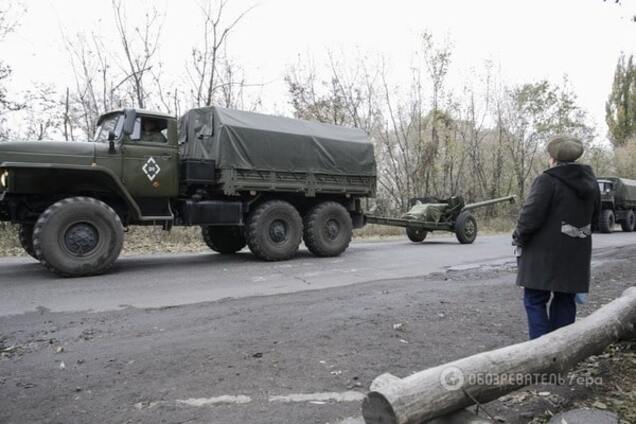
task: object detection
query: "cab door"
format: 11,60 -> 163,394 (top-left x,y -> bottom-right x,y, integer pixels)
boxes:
121,116 -> 178,201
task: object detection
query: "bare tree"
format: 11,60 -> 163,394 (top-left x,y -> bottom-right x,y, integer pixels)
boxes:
187,0 -> 255,107
454,62 -> 499,201
285,51 -> 381,130
112,0 -> 163,109
62,87 -> 75,141
0,1 -> 25,115
17,84 -> 63,141
64,31 -> 123,138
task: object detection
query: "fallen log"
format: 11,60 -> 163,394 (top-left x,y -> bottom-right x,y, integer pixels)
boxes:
362,287 -> 636,424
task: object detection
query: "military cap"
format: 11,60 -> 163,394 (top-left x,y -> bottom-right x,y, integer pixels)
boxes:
547,135 -> 584,162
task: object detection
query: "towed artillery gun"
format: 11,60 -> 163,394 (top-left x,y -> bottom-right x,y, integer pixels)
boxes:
365,195 -> 516,244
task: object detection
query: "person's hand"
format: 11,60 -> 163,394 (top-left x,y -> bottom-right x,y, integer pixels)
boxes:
512,230 -> 520,246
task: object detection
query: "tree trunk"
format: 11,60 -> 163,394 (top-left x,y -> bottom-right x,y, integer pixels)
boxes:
362,287 -> 636,424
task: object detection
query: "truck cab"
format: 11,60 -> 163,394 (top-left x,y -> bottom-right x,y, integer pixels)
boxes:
94,109 -> 179,218
0,108 -> 179,224
0,108 -> 182,276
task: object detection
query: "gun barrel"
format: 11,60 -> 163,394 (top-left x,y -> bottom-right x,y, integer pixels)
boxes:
463,195 -> 516,211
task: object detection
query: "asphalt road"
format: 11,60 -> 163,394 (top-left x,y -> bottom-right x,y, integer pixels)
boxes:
1,232 -> 635,317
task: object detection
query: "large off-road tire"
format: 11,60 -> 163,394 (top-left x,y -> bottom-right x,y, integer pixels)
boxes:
406,226 -> 428,243
201,225 -> 246,254
454,211 -> 478,244
18,224 -> 37,259
599,209 -> 615,234
303,201 -> 353,257
246,200 -> 302,261
621,209 -> 635,232
33,197 -> 124,277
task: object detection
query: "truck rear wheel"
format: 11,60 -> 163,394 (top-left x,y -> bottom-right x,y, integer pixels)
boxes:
18,224 -> 37,259
201,226 -> 246,254
303,201 -> 352,257
455,211 -> 477,244
599,209 -> 615,233
406,227 -> 428,243
246,200 -> 302,261
33,197 -> 124,277
621,209 -> 635,232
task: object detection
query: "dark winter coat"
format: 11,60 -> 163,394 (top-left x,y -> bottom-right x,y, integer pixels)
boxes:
514,163 -> 601,293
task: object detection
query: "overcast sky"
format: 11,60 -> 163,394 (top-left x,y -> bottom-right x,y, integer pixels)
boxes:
2,0 -> 635,142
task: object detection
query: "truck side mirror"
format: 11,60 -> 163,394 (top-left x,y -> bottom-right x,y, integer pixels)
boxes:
108,130 -> 117,154
123,108 -> 137,136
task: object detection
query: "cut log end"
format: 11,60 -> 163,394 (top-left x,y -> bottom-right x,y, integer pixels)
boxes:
362,392 -> 397,424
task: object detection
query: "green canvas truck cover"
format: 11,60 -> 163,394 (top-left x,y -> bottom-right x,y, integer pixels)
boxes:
178,107 -> 376,177
599,177 -> 636,205
615,178 -> 636,204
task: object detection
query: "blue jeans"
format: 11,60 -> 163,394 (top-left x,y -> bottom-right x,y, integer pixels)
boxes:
523,288 -> 576,340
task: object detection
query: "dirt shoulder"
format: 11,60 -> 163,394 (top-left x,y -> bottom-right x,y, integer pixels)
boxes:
0,245 -> 634,424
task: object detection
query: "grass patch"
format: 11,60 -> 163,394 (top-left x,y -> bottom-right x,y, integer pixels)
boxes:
0,224 -> 22,256
353,223 -> 404,239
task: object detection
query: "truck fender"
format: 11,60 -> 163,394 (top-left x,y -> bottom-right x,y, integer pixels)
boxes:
0,162 -> 143,221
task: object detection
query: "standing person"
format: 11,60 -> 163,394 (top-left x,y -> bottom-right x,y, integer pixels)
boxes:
513,136 -> 601,340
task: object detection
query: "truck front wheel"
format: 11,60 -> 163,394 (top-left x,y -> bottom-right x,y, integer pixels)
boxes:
201,226 -> 246,254
599,210 -> 615,233
246,200 -> 302,261
621,209 -> 635,232
303,201 -> 353,257
33,197 -> 124,277
18,224 -> 37,259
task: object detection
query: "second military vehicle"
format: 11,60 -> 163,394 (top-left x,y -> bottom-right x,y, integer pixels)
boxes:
0,107 -> 376,276
597,177 -> 636,233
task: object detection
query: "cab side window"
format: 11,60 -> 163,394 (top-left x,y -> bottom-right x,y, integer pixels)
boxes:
130,117 -> 168,143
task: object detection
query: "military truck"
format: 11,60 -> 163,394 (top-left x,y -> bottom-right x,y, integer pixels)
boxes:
597,177 -> 636,233
0,107 -> 376,276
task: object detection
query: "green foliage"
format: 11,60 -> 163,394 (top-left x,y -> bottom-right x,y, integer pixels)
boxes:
583,143 -> 615,177
606,54 -> 636,147
614,137 -> 636,179
0,223 -> 21,255
499,79 -> 593,200
511,79 -> 593,142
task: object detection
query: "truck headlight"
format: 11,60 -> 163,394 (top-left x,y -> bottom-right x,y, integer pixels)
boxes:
0,170 -> 8,189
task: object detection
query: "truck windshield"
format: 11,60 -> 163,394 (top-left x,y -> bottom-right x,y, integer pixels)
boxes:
598,182 -> 612,193
94,114 -> 124,142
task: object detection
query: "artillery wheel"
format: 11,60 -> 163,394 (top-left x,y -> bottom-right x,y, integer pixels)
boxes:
246,200 -> 302,261
455,211 -> 478,244
621,209 -> 635,232
201,225 -> 246,254
599,209 -> 615,233
18,224 -> 37,259
406,227 -> 428,243
303,202 -> 352,257
33,197 -> 124,277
